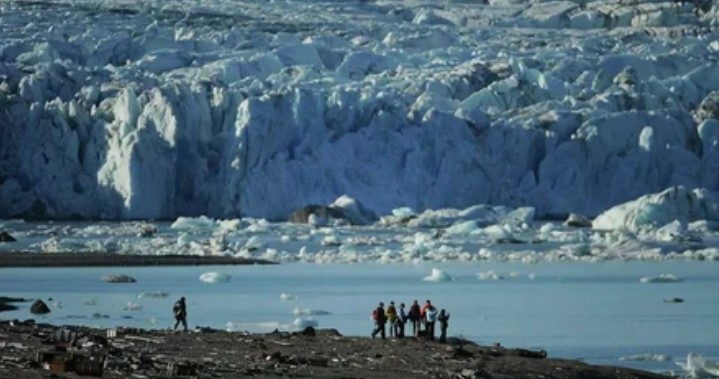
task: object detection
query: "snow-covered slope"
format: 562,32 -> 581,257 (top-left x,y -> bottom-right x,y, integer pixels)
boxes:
1,0 -> 719,220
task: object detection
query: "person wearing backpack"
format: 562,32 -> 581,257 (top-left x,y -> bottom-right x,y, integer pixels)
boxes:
386,301 -> 398,337
371,302 -> 387,339
172,297 -> 188,332
408,300 -> 421,337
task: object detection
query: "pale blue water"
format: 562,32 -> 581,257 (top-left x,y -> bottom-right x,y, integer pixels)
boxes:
1,261 -> 717,374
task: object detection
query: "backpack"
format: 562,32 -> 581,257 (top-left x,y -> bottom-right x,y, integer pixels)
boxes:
372,308 -> 379,321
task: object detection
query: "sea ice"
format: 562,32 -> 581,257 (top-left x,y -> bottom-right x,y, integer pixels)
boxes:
292,307 -> 331,316
619,353 -> 672,362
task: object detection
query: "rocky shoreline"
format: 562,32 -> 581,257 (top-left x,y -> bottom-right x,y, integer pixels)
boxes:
0,252 -> 276,267
0,320 -> 669,379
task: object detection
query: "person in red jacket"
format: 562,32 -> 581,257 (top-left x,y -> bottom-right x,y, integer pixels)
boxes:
371,302 -> 387,339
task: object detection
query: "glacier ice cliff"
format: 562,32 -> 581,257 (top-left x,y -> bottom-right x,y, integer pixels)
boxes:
1,0 -> 719,220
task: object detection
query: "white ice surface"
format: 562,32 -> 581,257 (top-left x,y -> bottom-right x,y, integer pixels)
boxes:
1,0 -> 719,221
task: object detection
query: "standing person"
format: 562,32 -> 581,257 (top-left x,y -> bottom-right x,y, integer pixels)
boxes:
408,300 -> 421,337
371,302 -> 387,339
386,301 -> 398,337
420,300 -> 432,337
425,305 -> 438,340
398,302 -> 408,337
438,309 -> 450,343
172,297 -> 188,332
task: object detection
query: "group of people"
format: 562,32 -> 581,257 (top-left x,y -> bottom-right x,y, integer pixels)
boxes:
371,299 -> 450,342
172,296 -> 451,343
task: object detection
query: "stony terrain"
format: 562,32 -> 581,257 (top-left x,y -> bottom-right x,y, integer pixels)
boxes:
0,320 -> 669,379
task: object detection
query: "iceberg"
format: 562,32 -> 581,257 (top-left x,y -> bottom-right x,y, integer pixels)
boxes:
199,272 -> 232,283
292,307 -> 331,316
422,268 -> 453,282
639,273 -> 683,283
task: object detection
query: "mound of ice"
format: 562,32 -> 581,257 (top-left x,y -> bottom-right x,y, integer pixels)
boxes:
593,187 -> 719,232
171,216 -> 217,231
279,293 -> 297,301
292,307 -> 331,316
292,317 -> 319,329
639,273 -> 682,283
477,271 -> 504,281
138,291 -> 169,299
619,353 -> 672,362
422,268 -> 453,282
199,272 -> 232,283
677,352 -> 719,377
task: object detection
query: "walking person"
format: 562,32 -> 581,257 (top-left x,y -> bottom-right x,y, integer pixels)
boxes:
438,309 -> 450,343
173,297 -> 188,332
386,301 -> 398,337
425,305 -> 438,340
408,300 -> 421,337
371,302 -> 387,339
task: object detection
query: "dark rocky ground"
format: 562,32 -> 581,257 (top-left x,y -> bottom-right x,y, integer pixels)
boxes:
0,319 -> 670,379
0,252 -> 275,267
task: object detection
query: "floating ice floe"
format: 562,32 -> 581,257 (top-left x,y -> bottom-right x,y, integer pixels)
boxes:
619,353 -> 672,362
138,291 -> 169,299
422,268 -> 454,282
82,298 -> 97,306
122,302 -> 143,311
199,272 -> 232,283
640,273 -> 683,283
477,271 -> 504,281
292,307 -> 331,316
677,352 -> 719,377
279,293 -> 297,301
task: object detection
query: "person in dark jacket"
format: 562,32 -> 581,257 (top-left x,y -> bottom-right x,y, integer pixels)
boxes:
408,300 -> 421,337
397,302 -> 408,337
438,309 -> 451,343
371,302 -> 387,339
173,297 -> 188,332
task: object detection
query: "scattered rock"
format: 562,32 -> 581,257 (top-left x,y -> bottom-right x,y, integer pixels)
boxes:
564,213 -> 593,228
101,275 -> 137,283
0,231 -> 16,242
663,297 -> 684,303
288,205 -> 346,224
29,299 -> 50,315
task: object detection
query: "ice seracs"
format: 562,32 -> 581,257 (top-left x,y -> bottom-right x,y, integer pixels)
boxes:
0,0 -> 718,221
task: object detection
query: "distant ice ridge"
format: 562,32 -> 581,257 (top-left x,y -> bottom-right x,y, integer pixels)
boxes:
1,0 -> 719,222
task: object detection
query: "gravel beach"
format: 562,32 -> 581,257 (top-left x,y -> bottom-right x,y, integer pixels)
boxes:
0,319 -> 669,379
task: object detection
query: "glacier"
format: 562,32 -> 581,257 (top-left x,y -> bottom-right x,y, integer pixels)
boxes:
1,0 -> 719,220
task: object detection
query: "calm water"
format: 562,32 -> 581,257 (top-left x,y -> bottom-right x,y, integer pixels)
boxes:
1,261 -> 717,374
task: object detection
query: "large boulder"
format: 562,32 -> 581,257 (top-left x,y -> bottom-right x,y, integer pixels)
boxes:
101,274 -> 137,283
30,299 -> 51,314
288,205 -> 347,224
0,231 -> 16,242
